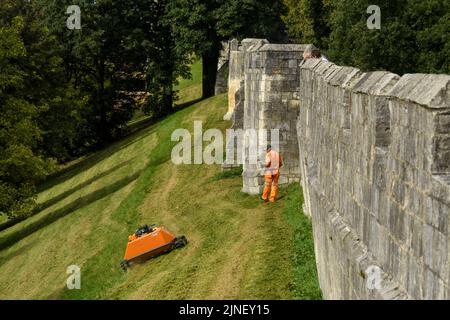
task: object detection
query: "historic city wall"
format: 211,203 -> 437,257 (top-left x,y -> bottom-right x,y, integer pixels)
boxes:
224,38 -> 450,299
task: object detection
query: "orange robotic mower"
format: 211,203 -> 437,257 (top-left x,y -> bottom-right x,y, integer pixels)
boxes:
120,224 -> 187,270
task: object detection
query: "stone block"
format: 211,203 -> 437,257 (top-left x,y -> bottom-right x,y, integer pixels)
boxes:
228,38 -> 450,300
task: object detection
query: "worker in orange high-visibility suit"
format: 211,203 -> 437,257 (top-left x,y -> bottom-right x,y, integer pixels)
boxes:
261,144 -> 283,203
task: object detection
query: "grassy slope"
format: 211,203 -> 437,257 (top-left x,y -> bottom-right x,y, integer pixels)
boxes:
0,66 -> 321,300
175,59 -> 202,105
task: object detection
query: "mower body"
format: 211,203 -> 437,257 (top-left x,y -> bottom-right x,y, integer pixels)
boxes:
121,225 -> 187,270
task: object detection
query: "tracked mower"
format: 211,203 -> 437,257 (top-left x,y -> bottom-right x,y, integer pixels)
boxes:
120,224 -> 187,270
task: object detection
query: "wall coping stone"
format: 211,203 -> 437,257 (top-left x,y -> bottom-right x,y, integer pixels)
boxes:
389,74 -> 450,109
259,43 -> 308,52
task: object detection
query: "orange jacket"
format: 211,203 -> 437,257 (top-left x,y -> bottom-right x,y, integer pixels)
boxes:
265,150 -> 283,175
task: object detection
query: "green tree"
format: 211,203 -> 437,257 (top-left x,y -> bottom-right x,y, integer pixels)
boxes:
10,1 -> 89,161
40,0 -> 141,146
282,0 -> 450,75
39,0 -> 190,142
124,0 -> 190,118
326,0 -> 417,74
166,0 -> 287,99
0,16 -> 50,218
405,0 -> 450,74
282,0 -> 331,48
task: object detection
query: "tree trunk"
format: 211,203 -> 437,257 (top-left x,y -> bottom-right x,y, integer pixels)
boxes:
201,47 -> 220,99
163,85 -> 173,116
97,60 -> 110,145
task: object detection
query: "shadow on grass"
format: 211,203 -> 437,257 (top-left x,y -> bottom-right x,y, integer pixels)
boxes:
38,126 -> 154,194
38,96 -> 204,194
175,97 -> 203,111
116,99 -> 202,154
0,158 -> 137,233
0,170 -> 143,251
37,157 -> 137,213
0,241 -> 36,267
209,166 -> 243,182
1,95 -> 207,248
283,184 -> 322,299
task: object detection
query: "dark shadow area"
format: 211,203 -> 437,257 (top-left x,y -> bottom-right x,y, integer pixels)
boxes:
0,217 -> 26,233
0,170 -> 143,251
37,158 -> 136,213
0,241 -> 36,267
37,98 -> 204,194
208,166 -> 243,183
37,123 -> 157,194
125,117 -> 160,137
174,97 -> 203,111
0,158 -> 136,232
116,126 -> 158,152
116,98 -> 204,153
44,286 -> 67,300
1,95 -> 207,244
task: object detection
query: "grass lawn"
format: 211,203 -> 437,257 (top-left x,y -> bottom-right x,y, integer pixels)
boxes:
128,59 -> 202,126
0,64 -> 321,300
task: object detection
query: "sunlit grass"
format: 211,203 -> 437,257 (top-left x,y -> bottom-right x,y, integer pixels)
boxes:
0,62 -> 321,299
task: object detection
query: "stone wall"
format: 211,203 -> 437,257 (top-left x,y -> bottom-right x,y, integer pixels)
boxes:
243,43 -> 306,194
215,41 -> 231,95
224,39 -> 305,193
224,39 -> 267,120
225,38 -> 450,299
222,39 -> 268,171
298,59 -> 450,299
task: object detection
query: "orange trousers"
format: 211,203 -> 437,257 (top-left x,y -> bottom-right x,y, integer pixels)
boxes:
262,172 -> 280,202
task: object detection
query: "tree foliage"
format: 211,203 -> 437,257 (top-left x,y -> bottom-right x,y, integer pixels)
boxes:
40,0 -> 141,146
166,0 -> 287,99
282,0 -> 450,75
0,0 -> 208,218
128,0 -> 190,118
0,14 -> 51,218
